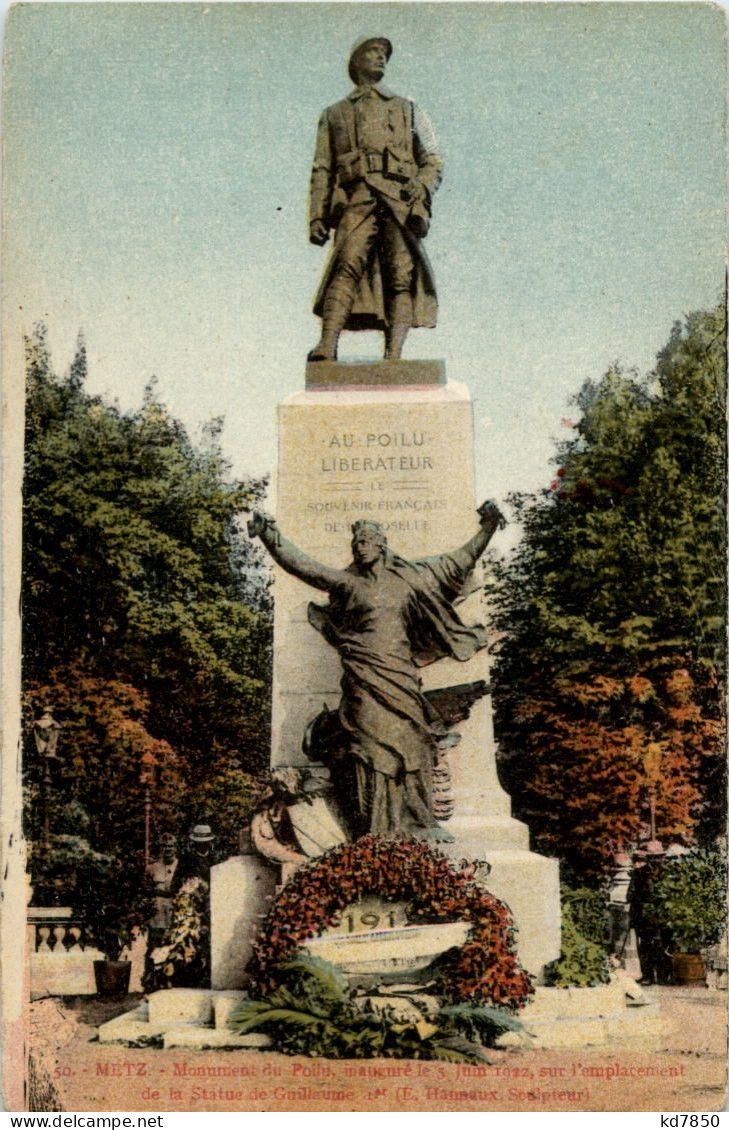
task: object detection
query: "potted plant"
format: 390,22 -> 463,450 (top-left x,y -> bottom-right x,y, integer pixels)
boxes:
79,852 -> 155,995
642,847 -> 727,984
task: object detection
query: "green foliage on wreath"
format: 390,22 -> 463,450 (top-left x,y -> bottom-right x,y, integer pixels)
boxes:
231,954 -> 522,1060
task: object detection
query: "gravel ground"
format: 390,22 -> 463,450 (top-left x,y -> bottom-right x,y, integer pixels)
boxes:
26,985 -> 728,1114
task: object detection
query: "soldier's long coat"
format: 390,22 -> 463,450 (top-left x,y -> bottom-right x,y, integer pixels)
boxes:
309,86 -> 442,330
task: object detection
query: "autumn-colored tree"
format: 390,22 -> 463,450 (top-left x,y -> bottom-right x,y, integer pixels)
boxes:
23,670 -> 181,856
491,306 -> 725,878
23,324 -> 271,862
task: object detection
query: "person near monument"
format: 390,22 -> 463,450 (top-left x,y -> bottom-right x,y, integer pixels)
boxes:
146,832 -> 179,947
308,36 -> 443,362
145,822 -> 219,989
248,502 -> 505,839
628,854 -> 673,985
173,821 -> 219,890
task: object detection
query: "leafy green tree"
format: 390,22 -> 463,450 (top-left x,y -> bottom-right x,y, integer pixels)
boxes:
491,306 -> 725,878
23,324 -> 272,859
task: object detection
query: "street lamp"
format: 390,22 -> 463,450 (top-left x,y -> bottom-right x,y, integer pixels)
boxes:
140,751 -> 157,868
641,741 -> 664,855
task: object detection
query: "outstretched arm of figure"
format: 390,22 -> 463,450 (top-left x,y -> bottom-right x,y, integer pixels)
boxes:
445,501 -> 507,571
408,502 -> 505,587
248,511 -> 343,592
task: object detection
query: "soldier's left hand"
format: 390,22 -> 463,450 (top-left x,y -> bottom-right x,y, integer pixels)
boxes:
400,179 -> 426,204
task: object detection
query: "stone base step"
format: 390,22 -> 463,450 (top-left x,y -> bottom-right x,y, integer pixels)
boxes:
500,1004 -> 664,1050
98,989 -> 254,1047
494,977 -> 665,1050
98,1004 -> 165,1046
148,988 -> 215,1027
521,977 -> 636,1021
162,1027 -> 271,1050
98,976 -> 664,1052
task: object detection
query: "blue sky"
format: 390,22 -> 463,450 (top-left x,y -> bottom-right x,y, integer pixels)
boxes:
3,2 -> 726,513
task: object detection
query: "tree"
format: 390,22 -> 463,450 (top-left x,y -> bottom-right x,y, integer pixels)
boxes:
23,324 -> 272,858
491,305 -> 726,878
23,670 -> 182,857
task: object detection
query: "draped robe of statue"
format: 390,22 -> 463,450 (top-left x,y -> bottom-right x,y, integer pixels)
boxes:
258,522 -> 492,837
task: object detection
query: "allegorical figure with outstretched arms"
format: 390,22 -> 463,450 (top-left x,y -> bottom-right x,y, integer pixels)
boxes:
307,36 -> 442,363
248,503 -> 505,840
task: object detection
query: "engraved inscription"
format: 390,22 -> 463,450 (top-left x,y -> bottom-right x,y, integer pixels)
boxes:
302,426 -> 450,536
323,896 -> 409,937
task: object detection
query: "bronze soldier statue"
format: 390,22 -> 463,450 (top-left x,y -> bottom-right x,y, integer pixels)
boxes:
308,36 -> 443,363
248,503 -> 505,840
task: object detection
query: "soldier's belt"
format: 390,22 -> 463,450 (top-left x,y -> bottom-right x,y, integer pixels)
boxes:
337,148 -> 416,186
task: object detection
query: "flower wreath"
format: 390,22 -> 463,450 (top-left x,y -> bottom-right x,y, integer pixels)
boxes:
250,835 -> 533,1011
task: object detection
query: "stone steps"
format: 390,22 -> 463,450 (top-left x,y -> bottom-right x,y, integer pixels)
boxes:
97,989 -> 272,1050
98,976 -> 664,1052
497,977 -> 666,1050
507,1004 -> 664,1050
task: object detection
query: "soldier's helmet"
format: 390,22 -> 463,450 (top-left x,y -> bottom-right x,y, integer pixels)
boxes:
348,36 -> 393,83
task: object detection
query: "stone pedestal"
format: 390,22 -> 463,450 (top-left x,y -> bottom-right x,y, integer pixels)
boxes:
210,853 -> 276,989
270,367 -> 561,978
305,358 -> 445,390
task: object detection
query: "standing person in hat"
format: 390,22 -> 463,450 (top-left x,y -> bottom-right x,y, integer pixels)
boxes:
146,825 -> 217,990
308,36 -> 442,362
173,821 -> 219,890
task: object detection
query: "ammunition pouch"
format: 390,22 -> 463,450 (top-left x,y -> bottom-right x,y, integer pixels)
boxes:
382,147 -> 416,183
336,147 -> 417,187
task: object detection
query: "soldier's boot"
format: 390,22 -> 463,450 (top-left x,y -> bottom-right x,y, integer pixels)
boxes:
384,293 -> 413,360
307,288 -> 353,362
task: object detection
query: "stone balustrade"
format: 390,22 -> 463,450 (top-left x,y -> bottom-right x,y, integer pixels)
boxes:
27,907 -> 105,996
27,907 -> 91,953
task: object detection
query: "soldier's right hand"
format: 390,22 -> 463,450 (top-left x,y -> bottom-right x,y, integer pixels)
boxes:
309,220 -> 329,246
